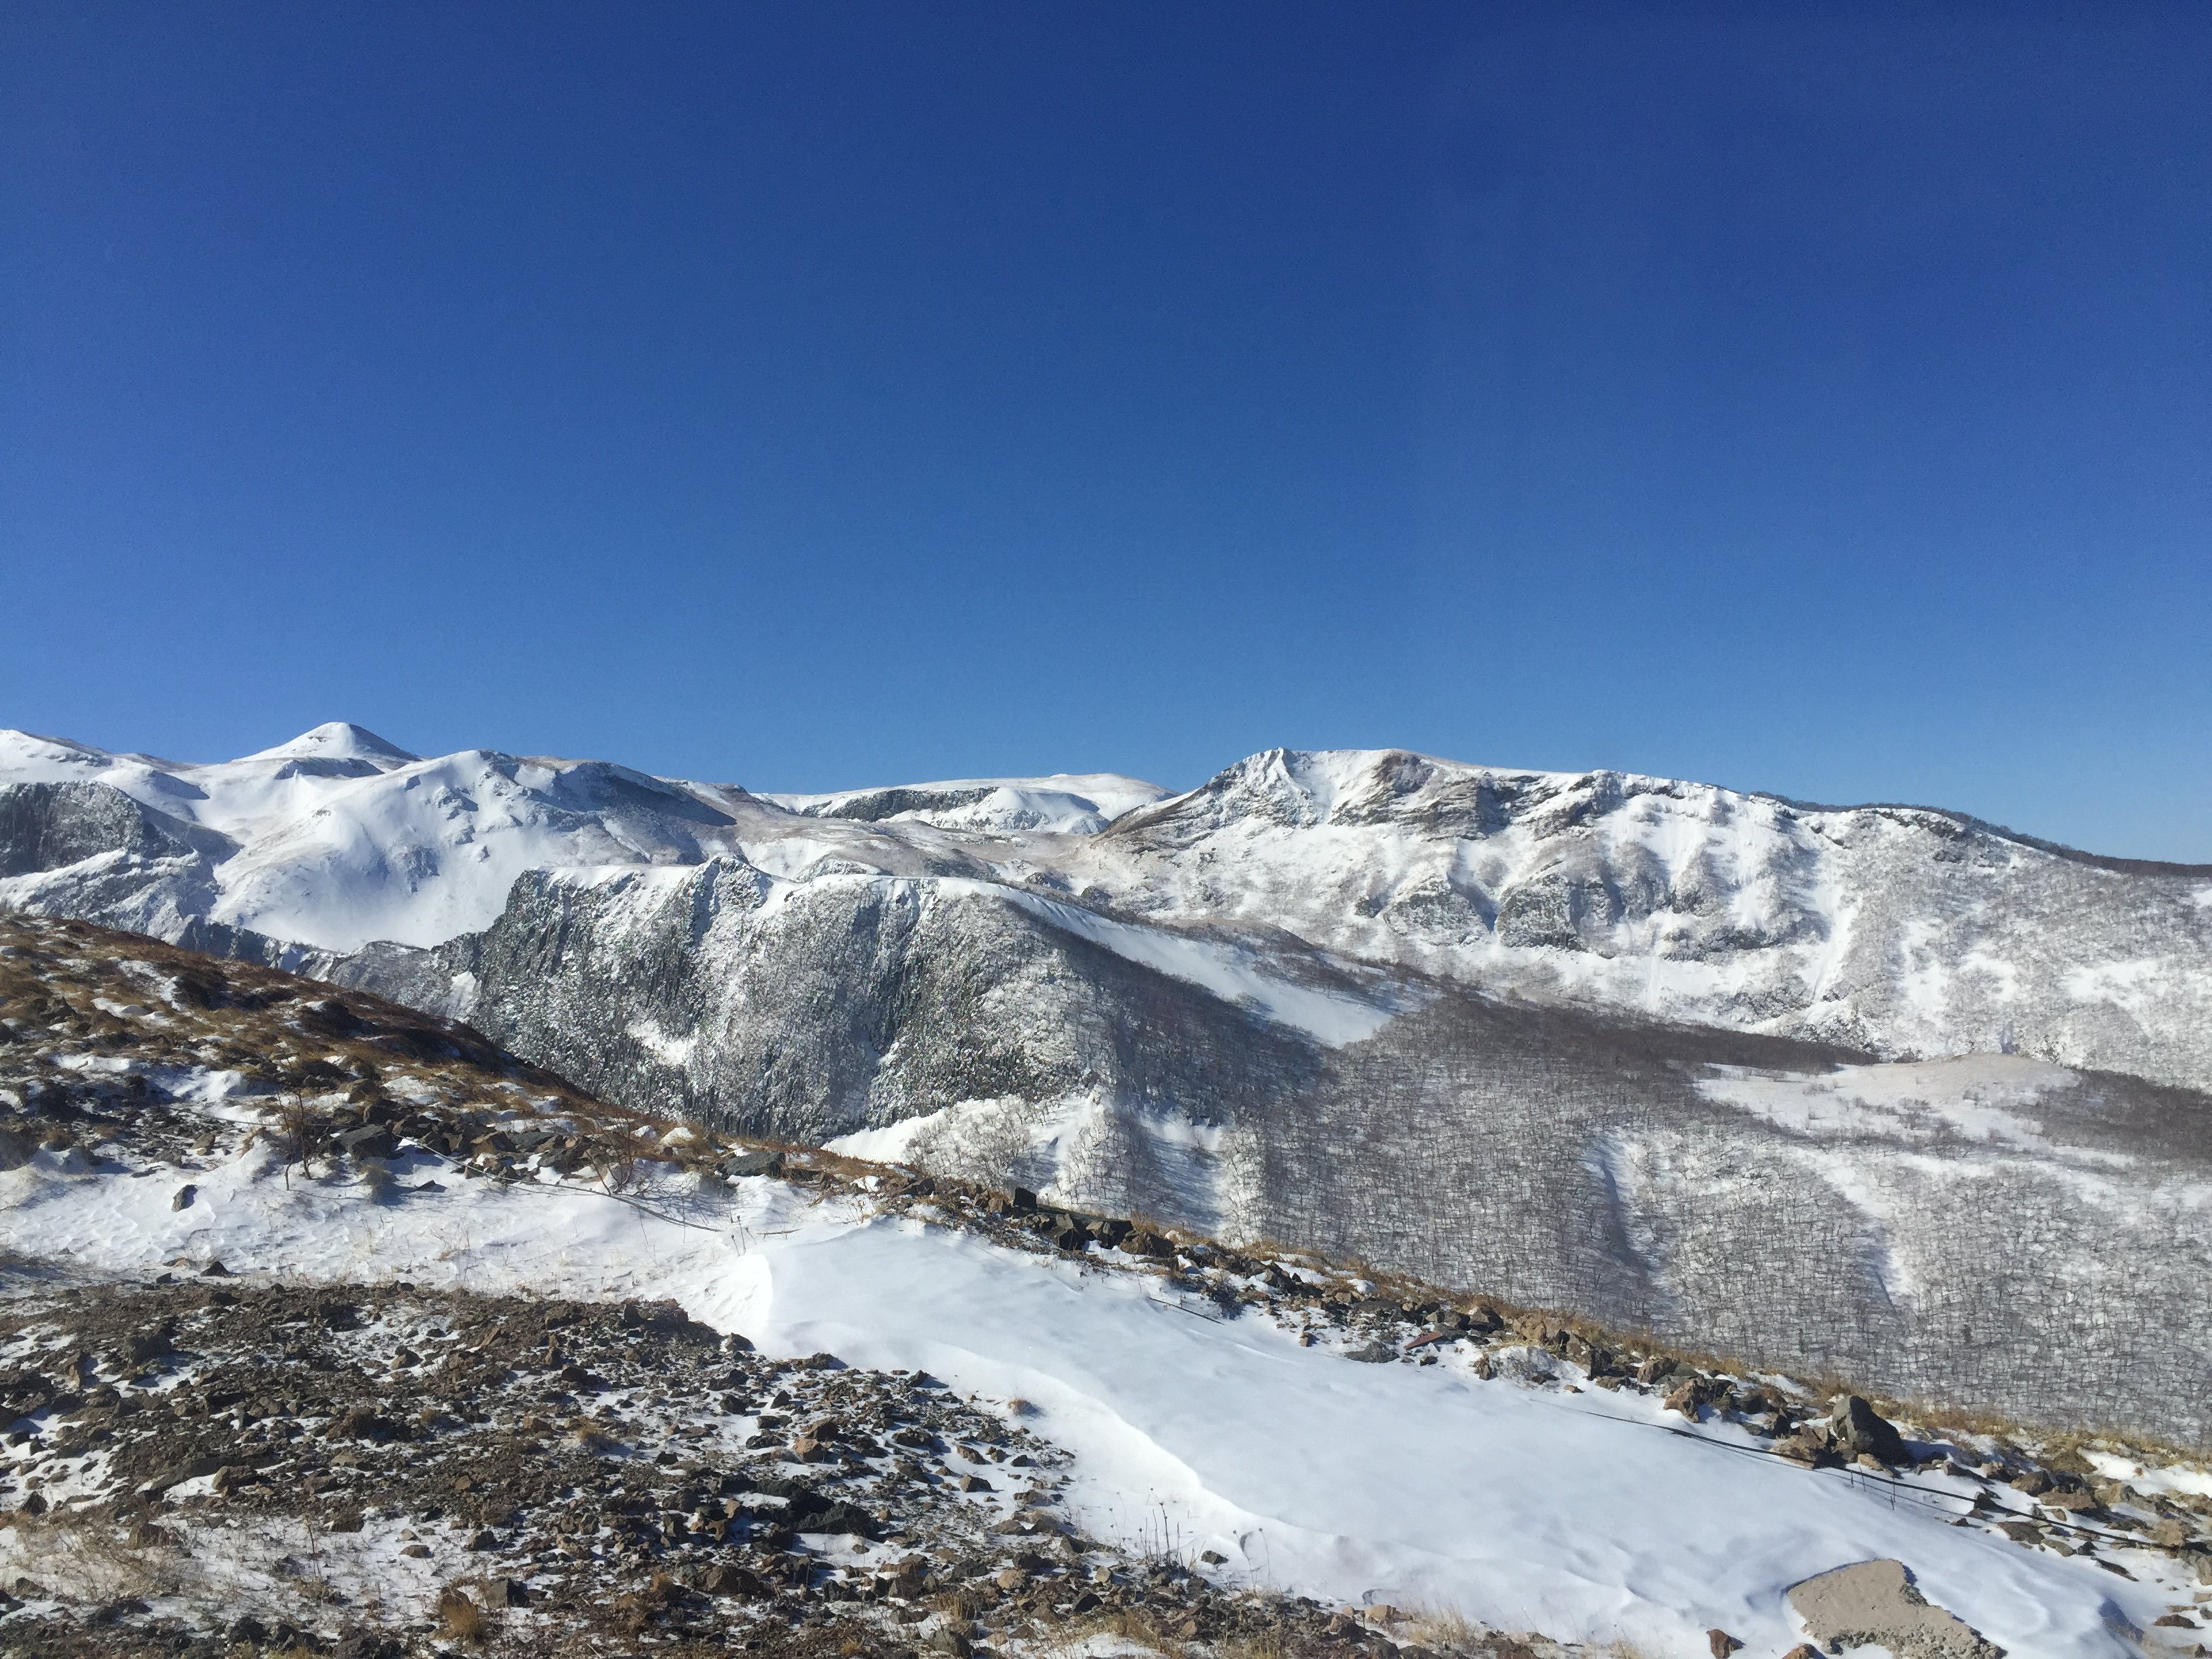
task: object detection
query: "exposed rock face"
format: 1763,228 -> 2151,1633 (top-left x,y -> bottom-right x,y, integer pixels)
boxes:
5,729 -> 2211,1448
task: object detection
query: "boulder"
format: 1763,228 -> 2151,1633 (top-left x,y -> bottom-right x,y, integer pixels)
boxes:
785,1488 -> 878,1537
1663,1380 -> 1707,1416
336,1124 -> 398,1162
694,1562 -> 763,1597
1829,1395 -> 1909,1465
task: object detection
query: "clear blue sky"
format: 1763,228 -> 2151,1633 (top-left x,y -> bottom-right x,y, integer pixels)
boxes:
4,5 -> 2208,859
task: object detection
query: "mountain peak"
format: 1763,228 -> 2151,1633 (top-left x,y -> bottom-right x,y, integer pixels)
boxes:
242,722 -> 419,766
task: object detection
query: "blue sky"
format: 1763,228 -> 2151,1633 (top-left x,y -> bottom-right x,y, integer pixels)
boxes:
4,5 -> 2208,859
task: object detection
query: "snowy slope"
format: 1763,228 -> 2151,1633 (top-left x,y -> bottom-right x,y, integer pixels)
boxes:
0,1147 -> 2175,1658
0,724 -> 758,952
765,773 -> 1170,836
1077,748 -> 2212,1089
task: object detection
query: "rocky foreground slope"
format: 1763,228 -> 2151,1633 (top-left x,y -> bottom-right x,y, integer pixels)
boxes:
3,914 -> 2211,1657
3,726 -> 2211,1452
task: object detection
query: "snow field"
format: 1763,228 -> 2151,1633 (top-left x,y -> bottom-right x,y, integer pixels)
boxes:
0,1137 -> 2179,1658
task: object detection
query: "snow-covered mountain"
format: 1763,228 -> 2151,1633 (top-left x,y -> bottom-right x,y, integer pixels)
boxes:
0,723 -> 764,953
5,725 -> 2207,1087
764,772 -> 1172,836
5,724 -> 2210,1448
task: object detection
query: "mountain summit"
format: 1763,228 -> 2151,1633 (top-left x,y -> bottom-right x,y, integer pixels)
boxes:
237,720 -> 421,766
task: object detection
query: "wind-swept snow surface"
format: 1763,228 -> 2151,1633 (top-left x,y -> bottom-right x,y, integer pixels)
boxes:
0,1151 -> 2171,1659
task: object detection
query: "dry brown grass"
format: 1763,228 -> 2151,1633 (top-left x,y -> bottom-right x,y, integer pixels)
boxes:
565,1414 -> 622,1454
1409,1603 -> 1483,1651
931,1584 -> 989,1623
1212,1626 -> 1288,1659
1082,1603 -> 1182,1655
436,1583 -> 491,1641
0,1508 -> 183,1604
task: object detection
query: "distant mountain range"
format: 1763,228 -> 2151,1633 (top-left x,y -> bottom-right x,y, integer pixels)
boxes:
4,722 -> 2208,1446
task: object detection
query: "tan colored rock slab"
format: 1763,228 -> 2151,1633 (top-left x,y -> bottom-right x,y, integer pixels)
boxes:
1787,1558 -> 2001,1658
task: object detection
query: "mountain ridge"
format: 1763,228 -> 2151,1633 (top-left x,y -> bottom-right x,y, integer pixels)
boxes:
4,723 -> 2209,1450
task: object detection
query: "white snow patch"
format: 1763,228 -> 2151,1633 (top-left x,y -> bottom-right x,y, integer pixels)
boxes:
981,884 -> 1400,1047
2062,956 -> 2169,1016
0,1151 -> 2167,1657
766,773 -> 1171,836
825,1108 -> 952,1165
627,1018 -> 700,1068
2081,1450 -> 2212,1500
1698,1055 -> 2080,1151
